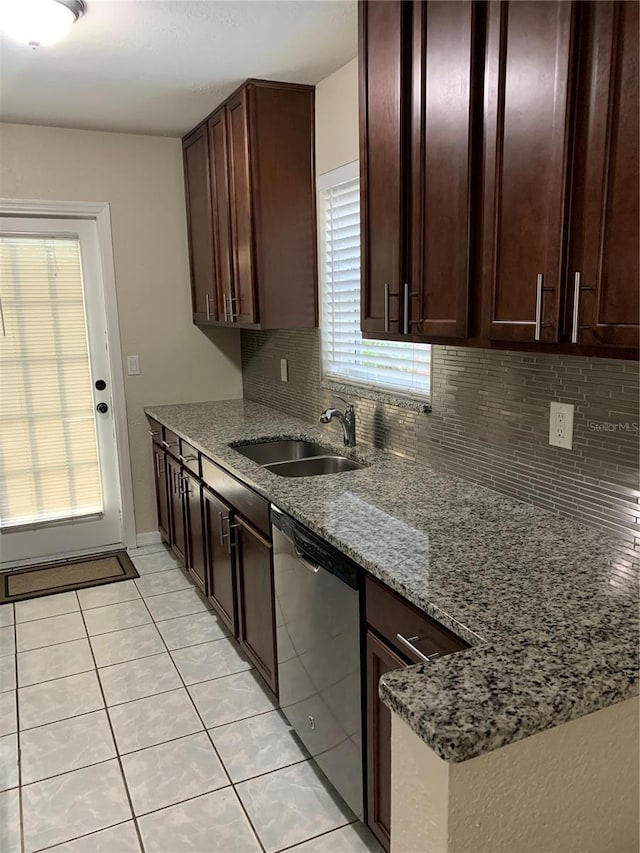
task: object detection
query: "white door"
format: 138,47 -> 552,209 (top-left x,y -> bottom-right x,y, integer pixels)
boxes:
0,217 -> 124,565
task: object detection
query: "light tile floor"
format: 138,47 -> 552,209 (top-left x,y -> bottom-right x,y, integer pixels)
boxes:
0,545 -> 382,853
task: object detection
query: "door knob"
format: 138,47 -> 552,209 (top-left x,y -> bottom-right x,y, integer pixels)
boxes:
96,402 -> 109,414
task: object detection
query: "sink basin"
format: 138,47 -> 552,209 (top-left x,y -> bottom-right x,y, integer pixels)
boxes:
263,455 -> 367,477
232,439 -> 332,465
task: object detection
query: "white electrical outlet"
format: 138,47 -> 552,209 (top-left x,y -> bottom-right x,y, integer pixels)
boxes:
126,355 -> 140,376
549,402 -> 574,449
280,358 -> 288,382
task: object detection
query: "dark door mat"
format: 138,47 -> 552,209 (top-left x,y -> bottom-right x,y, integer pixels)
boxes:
0,550 -> 139,604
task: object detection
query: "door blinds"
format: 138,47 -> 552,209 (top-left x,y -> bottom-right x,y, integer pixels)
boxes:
319,176 -> 431,397
0,234 -> 103,530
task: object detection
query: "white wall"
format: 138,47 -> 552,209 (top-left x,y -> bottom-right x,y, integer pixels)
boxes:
315,57 -> 359,175
391,697 -> 640,853
0,122 -> 243,537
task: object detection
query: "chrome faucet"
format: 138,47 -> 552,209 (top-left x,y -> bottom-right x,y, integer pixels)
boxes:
319,395 -> 356,447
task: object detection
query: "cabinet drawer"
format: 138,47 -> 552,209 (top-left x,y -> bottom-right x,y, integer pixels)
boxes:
162,428 -> 181,458
179,439 -> 201,478
365,576 -> 468,664
201,456 -> 270,537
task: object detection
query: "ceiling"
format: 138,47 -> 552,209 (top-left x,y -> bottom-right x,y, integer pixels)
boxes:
0,0 -> 357,137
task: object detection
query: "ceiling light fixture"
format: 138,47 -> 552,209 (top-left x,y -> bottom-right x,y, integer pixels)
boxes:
0,0 -> 86,49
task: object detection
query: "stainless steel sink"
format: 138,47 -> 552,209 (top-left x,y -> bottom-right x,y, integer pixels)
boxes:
263,455 -> 366,477
232,439 -> 331,465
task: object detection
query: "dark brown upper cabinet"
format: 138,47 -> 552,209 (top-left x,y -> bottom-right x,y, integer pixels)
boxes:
482,0 -> 577,346
182,80 -> 318,331
565,0 -> 639,351
359,0 -> 410,335
359,0 -> 638,359
183,125 -> 217,323
360,0 -> 482,340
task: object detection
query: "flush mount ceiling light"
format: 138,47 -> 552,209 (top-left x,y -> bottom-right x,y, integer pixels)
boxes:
0,0 -> 86,49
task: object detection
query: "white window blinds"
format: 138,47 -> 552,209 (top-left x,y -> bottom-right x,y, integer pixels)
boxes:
0,234 -> 103,530
319,169 -> 431,398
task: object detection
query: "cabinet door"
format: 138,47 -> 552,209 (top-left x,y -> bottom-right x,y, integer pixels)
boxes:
152,443 -> 170,545
203,488 -> 237,634
166,456 -> 186,565
183,471 -> 206,594
366,630 -> 406,852
482,1 -> 576,344
183,125 -> 217,322
359,0 -> 411,335
566,1 -> 639,350
227,93 -> 257,325
235,515 -> 277,695
409,0 -> 479,339
208,108 -> 235,325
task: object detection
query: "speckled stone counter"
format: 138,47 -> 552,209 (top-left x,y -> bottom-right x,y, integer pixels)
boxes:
145,399 -> 639,763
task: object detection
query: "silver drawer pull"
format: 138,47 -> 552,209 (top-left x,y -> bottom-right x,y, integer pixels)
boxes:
534,273 -> 544,340
148,429 -> 159,437
396,633 -> 439,665
179,454 -> 197,464
162,440 -> 178,450
384,282 -> 390,332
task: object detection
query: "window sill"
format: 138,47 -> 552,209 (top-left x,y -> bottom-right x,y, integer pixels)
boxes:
321,379 -> 432,414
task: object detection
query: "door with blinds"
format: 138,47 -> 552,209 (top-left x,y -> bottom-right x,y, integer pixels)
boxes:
0,217 -> 123,565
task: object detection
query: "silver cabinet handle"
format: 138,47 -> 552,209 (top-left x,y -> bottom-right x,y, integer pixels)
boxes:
223,293 -> 229,323
218,511 -> 230,545
179,454 -> 197,464
403,282 -> 409,335
384,282 -> 390,332
154,453 -> 162,479
396,633 -> 440,665
229,294 -> 237,322
571,271 -> 581,344
178,476 -> 190,498
534,273 -> 544,341
205,292 -> 212,321
172,470 -> 180,494
148,429 -> 159,438
162,440 -> 178,450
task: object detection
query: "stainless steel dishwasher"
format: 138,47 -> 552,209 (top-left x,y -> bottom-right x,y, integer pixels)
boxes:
271,506 -> 363,819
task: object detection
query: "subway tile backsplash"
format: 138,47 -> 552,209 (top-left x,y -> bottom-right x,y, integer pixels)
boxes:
241,329 -> 639,547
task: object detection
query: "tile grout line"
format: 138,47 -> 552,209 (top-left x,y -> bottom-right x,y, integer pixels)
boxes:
76,598 -> 147,853
135,577 -> 269,853
32,819 -> 134,853
12,603 -> 25,853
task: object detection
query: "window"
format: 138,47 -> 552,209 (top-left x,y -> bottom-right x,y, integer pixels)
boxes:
0,233 -> 103,529
319,163 -> 430,400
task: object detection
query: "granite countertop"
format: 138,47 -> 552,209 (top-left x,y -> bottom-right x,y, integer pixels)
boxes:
145,399 -> 639,763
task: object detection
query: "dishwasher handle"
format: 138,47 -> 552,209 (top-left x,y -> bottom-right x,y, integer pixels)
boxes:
294,546 -> 320,574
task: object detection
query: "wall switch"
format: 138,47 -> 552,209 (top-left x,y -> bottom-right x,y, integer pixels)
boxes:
126,355 -> 140,376
549,402 -> 574,449
280,358 -> 288,382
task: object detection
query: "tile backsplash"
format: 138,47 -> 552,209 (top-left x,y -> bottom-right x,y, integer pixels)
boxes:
241,329 -> 639,547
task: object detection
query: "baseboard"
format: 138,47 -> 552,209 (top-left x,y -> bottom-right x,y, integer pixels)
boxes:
136,531 -> 162,547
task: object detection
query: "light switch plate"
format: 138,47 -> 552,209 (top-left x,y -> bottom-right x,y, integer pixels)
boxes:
280,358 -> 288,382
127,355 -> 140,376
549,402 -> 574,449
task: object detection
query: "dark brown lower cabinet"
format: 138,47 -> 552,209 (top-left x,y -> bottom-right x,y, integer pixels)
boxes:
202,487 -> 237,634
234,515 -> 278,695
151,442 -> 170,545
166,456 -> 187,565
183,471 -> 206,593
366,630 -> 407,851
